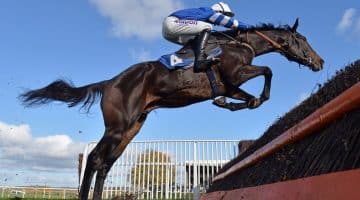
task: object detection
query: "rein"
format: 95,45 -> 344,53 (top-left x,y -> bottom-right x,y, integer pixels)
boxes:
215,30 -> 284,57
215,30 -> 283,52
212,30 -> 256,57
254,30 -> 282,49
212,29 -> 293,59
253,30 -> 313,66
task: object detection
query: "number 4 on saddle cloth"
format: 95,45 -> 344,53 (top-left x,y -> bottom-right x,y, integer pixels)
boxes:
159,41 -> 222,70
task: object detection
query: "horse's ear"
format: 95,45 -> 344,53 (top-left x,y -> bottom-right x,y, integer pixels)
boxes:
291,18 -> 299,32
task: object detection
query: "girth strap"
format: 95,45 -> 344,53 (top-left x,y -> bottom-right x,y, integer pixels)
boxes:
206,68 -> 220,98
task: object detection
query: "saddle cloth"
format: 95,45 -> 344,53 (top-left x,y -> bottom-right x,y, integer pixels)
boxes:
159,42 -> 222,70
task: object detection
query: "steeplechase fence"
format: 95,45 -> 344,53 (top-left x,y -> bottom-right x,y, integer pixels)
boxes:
201,62 -> 360,199
79,140 -> 240,199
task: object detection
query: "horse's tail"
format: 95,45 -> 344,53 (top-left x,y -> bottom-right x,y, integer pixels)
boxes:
19,79 -> 108,111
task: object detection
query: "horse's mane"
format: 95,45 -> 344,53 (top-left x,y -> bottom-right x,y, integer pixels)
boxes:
247,23 -> 291,31
212,23 -> 292,38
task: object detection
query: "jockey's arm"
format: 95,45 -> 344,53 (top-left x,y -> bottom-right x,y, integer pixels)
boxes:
208,13 -> 249,30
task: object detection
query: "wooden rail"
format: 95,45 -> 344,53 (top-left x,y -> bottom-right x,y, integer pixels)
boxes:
201,169 -> 360,200
212,81 -> 360,182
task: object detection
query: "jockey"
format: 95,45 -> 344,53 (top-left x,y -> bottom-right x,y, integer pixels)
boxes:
162,2 -> 250,72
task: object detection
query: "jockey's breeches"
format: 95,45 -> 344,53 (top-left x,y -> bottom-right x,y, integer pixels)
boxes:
162,16 -> 213,45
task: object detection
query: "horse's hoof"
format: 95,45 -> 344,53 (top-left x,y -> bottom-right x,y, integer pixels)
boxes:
247,98 -> 261,109
213,97 -> 226,106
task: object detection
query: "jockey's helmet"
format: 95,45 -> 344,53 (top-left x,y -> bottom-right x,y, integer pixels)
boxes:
211,2 -> 234,17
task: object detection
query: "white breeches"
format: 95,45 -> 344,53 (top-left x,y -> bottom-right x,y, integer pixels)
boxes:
162,16 -> 213,45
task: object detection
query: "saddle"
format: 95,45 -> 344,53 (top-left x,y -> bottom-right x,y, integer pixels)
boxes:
159,37 -> 222,70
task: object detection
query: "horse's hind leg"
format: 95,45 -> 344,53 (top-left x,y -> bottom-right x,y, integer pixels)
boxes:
92,117 -> 147,199
84,129 -> 128,200
79,132 -> 118,200
79,155 -> 95,199
79,104 -> 146,200
93,120 -> 146,198
84,121 -> 145,200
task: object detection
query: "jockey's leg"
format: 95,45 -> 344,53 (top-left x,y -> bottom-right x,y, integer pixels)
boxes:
162,16 -> 215,72
194,29 -> 214,72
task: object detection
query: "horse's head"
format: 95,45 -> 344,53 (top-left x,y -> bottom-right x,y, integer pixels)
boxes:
277,19 -> 324,71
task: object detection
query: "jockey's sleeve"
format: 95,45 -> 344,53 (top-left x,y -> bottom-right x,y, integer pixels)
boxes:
208,13 -> 249,30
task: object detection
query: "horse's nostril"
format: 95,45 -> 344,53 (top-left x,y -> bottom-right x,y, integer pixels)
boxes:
320,59 -> 324,69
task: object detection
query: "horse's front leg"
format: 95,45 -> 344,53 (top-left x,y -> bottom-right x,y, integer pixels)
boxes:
214,64 -> 273,111
213,87 -> 255,111
235,64 -> 272,104
258,66 -> 273,102
214,96 -> 263,111
213,96 -> 248,111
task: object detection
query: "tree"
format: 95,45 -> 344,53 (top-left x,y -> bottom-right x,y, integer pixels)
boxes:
128,150 -> 176,189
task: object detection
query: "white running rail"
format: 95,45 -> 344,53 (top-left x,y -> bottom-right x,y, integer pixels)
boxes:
80,140 -> 239,199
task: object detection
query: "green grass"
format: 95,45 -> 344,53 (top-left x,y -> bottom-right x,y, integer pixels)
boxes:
0,198 -> 78,200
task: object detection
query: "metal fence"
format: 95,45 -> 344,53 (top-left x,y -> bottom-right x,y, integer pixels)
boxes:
80,140 -> 239,199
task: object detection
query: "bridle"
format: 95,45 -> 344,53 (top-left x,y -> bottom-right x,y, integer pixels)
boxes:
213,29 -> 314,67
253,30 -> 314,66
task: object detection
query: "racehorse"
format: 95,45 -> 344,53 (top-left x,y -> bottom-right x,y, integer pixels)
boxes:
19,19 -> 323,200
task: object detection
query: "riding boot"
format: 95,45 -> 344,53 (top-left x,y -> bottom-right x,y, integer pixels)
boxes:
194,30 -> 213,72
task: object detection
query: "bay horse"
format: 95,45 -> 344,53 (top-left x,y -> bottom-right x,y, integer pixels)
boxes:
20,19 -> 323,199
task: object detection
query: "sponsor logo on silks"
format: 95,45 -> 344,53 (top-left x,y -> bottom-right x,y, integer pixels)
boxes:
175,19 -> 198,25
170,54 -> 183,66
